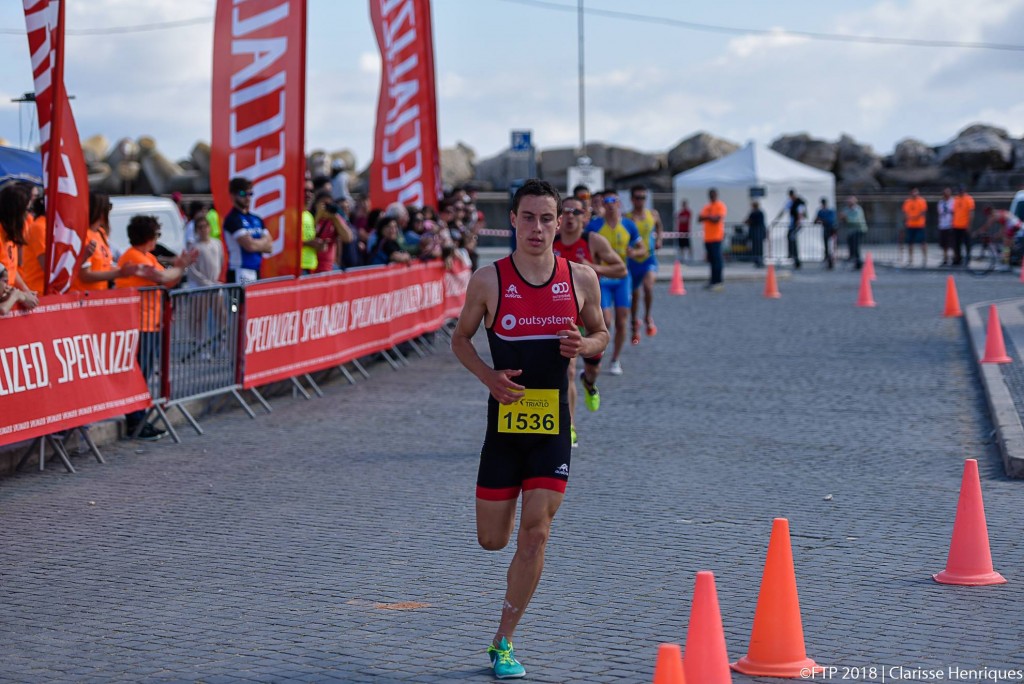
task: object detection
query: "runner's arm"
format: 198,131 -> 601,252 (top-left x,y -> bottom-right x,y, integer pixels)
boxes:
451,267 -> 526,404
587,233 -> 627,278
560,264 -> 608,360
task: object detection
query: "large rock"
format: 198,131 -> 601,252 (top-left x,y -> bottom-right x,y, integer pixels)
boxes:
1013,139 -> 1024,170
938,124 -> 1013,171
189,142 -> 211,178
890,138 -> 937,168
770,133 -> 837,171
835,134 -> 881,190
81,134 -> 109,167
137,136 -> 203,194
667,132 -> 739,175
474,149 -> 525,191
440,141 -> 476,190
541,143 -> 661,185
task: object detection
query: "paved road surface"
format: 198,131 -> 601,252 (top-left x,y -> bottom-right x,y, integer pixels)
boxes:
2,268 -> 1023,683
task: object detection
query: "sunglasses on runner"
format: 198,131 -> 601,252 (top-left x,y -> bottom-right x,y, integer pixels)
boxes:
603,196 -> 618,204
562,208 -> 584,216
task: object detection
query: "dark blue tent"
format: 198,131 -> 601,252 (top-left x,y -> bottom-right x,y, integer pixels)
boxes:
0,145 -> 43,187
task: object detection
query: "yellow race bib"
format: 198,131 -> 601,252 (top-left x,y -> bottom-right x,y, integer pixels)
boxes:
498,389 -> 559,435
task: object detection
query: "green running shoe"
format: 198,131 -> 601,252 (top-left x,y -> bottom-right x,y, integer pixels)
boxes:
487,637 -> 526,679
580,371 -> 601,412
570,424 -> 579,448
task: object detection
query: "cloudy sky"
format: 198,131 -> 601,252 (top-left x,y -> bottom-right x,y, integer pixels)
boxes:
1,0 -> 1023,170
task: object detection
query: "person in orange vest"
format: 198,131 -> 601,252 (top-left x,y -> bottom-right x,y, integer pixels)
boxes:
699,188 -> 728,290
951,185 -> 975,267
20,191 -> 46,294
902,187 -> 928,267
0,184 -> 39,310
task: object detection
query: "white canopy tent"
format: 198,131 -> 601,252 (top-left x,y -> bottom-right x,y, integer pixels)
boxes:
672,142 -> 836,263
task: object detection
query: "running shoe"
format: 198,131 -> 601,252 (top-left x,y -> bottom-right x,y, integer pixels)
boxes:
571,425 -> 579,448
609,360 -> 623,376
580,370 -> 601,412
646,319 -> 658,337
487,637 -> 526,679
631,320 -> 641,346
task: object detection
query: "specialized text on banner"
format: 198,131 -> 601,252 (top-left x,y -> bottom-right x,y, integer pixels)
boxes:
211,0 -> 307,279
242,262 -> 459,388
0,291 -> 151,446
22,0 -> 90,295
368,0 -> 441,210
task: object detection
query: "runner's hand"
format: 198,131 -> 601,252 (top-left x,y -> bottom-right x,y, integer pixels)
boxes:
486,368 -> 526,404
558,328 -> 583,359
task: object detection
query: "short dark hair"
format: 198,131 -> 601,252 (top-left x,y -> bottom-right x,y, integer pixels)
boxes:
600,188 -> 617,196
511,179 -> 561,215
572,184 -> 590,196
127,214 -> 161,246
228,177 -> 252,195
630,184 -> 647,195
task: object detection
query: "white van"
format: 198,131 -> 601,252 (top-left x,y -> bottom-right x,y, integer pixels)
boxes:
1010,190 -> 1024,223
107,195 -> 186,261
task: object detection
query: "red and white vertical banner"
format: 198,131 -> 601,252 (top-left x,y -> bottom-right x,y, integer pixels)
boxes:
211,0 -> 307,278
22,0 -> 89,295
369,0 -> 441,210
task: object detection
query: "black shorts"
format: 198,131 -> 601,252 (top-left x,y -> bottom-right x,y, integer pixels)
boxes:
476,399 -> 571,500
678,235 -> 691,248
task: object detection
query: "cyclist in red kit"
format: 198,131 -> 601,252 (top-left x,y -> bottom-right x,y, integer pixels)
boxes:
452,179 -> 608,679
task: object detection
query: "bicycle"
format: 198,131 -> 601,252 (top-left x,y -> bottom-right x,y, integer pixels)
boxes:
966,228 -> 1005,276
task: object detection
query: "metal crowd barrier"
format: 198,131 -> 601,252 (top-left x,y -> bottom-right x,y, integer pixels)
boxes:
164,283 -> 255,436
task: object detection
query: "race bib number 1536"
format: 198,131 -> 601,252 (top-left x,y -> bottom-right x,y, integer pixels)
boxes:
498,389 -> 559,435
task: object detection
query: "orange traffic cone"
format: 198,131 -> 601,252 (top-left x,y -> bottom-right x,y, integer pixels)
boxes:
934,459 -> 1007,585
669,261 -> 687,295
943,276 -> 962,317
864,251 -> 877,281
683,571 -> 731,684
855,268 -> 876,307
731,518 -> 818,678
763,264 -> 781,299
981,304 -> 1012,364
653,643 -> 687,684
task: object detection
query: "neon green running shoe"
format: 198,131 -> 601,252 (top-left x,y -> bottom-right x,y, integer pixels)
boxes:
580,371 -> 601,412
570,424 -> 579,448
487,637 -> 526,679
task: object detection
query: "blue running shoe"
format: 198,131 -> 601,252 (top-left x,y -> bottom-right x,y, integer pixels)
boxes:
487,637 -> 526,679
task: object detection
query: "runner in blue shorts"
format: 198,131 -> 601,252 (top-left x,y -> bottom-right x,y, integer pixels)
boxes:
625,185 -> 664,345
595,190 -> 645,376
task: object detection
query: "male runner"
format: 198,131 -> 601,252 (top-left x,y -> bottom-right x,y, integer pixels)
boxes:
595,189 -> 644,375
553,195 -> 626,447
625,184 -> 664,345
452,179 -> 608,680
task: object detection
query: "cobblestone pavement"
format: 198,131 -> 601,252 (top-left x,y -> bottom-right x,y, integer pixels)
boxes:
3,268 -> 1024,684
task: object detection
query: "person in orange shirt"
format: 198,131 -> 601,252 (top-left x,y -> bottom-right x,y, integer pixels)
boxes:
699,187 -> 728,290
951,185 -> 975,267
114,214 -> 193,440
72,192 -> 137,291
0,183 -> 39,310
901,187 -> 928,267
20,193 -> 46,294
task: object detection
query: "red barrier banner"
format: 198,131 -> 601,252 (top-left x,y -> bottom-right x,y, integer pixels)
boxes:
211,0 -> 307,279
442,258 -> 470,319
369,0 -> 441,210
23,0 -> 90,295
0,291 -> 151,447
242,262 -> 456,388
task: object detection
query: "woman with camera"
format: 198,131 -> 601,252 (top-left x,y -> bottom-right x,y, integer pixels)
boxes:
310,190 -> 353,273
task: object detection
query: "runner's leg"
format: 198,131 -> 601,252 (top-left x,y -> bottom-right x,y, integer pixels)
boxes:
492,488 -> 564,645
643,269 -> 656,326
477,497 -> 518,551
566,356 -> 578,427
613,306 -> 628,361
